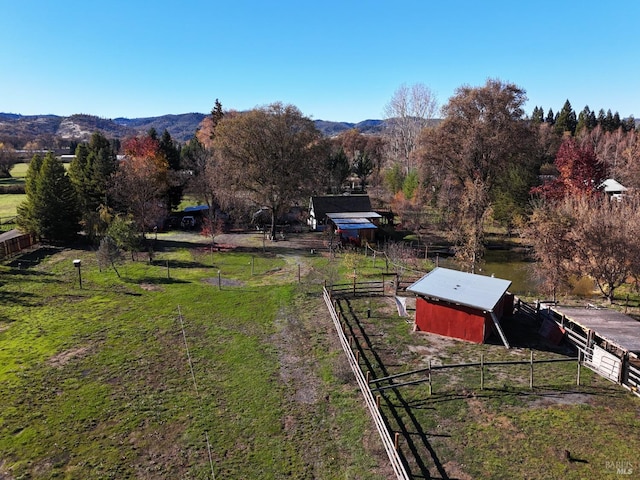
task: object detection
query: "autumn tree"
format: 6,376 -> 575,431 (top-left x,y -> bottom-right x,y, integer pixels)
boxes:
383,83 -> 439,174
111,135 -> 169,236
532,136 -> 607,200
183,100 -> 229,243
527,195 -> 640,303
418,79 -> 536,267
521,200 -> 576,302
213,102 -> 327,239
17,152 -> 80,242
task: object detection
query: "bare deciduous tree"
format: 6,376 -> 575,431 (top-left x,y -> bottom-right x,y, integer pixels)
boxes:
0,142 -> 17,178
384,83 -> 439,174
96,236 -> 123,277
525,194 -> 640,303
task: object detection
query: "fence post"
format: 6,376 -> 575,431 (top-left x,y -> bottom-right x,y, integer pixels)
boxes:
394,432 -> 400,450
529,350 -> 534,389
577,350 -> 582,386
480,354 -> 484,390
353,270 -> 357,296
428,359 -> 433,395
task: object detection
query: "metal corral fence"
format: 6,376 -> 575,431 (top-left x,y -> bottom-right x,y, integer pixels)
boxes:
0,231 -> 37,260
322,286 -> 410,480
516,299 -> 640,398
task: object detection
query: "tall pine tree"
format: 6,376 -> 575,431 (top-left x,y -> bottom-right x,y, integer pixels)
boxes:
554,99 -> 577,135
158,129 -> 183,211
68,132 -> 118,240
18,152 -> 80,242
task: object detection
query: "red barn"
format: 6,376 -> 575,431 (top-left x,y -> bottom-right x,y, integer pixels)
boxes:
407,267 -> 512,346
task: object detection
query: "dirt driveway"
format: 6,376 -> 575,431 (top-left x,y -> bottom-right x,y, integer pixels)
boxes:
158,229 -> 327,254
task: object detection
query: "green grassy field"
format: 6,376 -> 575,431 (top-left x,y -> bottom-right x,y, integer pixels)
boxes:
2,239 -> 639,479
0,194 -> 24,219
0,163 -> 27,219
0,244 -> 387,479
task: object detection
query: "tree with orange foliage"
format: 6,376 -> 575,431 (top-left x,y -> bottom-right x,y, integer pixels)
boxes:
532,136 -> 607,200
111,134 -> 169,236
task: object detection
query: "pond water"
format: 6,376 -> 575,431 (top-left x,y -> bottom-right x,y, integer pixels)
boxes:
439,249 -> 541,296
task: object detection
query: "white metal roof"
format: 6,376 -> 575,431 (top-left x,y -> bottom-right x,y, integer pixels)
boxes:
326,212 -> 382,219
600,178 -> 628,193
407,267 -> 512,312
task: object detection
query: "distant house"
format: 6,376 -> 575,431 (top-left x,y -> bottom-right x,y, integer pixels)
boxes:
599,178 -> 628,201
407,267 -> 513,347
308,195 -> 382,245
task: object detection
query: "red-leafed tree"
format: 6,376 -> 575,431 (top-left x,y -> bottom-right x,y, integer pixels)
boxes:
532,136 -> 607,200
111,135 -> 169,236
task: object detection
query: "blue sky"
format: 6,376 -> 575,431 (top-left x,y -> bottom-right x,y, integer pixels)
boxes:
1,0 -> 638,123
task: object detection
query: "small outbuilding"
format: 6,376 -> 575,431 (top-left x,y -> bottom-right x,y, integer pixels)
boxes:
407,267 -> 513,346
308,195 -> 373,231
599,178 -> 628,201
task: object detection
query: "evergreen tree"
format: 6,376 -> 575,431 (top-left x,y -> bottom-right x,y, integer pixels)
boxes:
68,132 -> 118,239
622,115 -> 636,132
158,129 -> 183,210
597,109 -> 607,129
210,99 -> 224,140
325,147 -> 350,194
612,112 -> 621,131
587,109 -> 597,129
18,152 -> 80,242
17,154 -> 44,234
545,108 -> 555,124
604,109 -> 614,132
576,106 -> 591,134
531,106 -> 544,124
554,99 -> 577,135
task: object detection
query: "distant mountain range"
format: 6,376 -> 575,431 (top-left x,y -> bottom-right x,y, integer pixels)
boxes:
0,112 -> 387,144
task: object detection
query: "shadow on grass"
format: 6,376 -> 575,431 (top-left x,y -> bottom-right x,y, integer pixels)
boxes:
338,297 -> 451,480
161,259 -> 211,269
486,311 -> 576,356
124,276 -> 190,285
6,247 -> 63,269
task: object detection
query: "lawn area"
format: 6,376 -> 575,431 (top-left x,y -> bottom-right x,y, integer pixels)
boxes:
0,194 -> 24,219
0,243 -> 388,479
8,162 -> 28,180
0,163 -> 28,219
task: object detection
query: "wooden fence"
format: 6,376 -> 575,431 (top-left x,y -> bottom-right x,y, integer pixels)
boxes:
322,287 -> 410,480
0,232 -> 36,260
369,354 -> 580,394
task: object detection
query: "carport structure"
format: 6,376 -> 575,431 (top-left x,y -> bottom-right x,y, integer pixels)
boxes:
326,211 -> 380,245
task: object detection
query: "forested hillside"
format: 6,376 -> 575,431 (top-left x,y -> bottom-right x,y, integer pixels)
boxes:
0,112 -> 387,149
